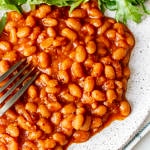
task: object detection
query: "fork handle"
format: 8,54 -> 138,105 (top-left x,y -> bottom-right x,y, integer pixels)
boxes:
124,122 -> 150,149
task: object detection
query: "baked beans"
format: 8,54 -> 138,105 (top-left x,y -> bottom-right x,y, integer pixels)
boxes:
0,0 -> 134,149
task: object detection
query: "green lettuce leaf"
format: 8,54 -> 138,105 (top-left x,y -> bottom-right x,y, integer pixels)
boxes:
0,13 -> 7,34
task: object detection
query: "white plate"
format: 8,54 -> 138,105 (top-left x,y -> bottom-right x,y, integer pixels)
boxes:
1,7 -> 150,150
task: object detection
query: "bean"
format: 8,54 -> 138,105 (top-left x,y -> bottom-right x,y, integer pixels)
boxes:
91,63 -> 103,77
29,26 -> 41,40
92,105 -> 107,116
9,11 -> 22,21
84,58 -> 94,68
91,117 -> 102,128
84,76 -> 95,92
9,28 -> 18,43
80,116 -> 91,131
73,131 -> 90,143
45,86 -> 60,94
69,8 -> 87,18
115,81 -> 123,88
103,80 -> 115,90
61,28 -> 77,41
5,21 -> 16,32
6,123 -> 19,137
0,60 -> 9,74
40,37 -> 53,49
37,118 -> 52,134
58,70 -> 69,84
126,35 -> 135,47
97,47 -> 107,56
66,18 -> 81,31
60,58 -> 72,70
76,107 -> 85,115
27,130 -> 42,140
25,102 -> 37,113
47,79 -> 58,88
61,103 -> 76,114
115,40 -> 129,49
75,45 -> 87,62
123,66 -> 130,78
116,88 -> 123,100
27,85 -> 38,99
0,134 -> 18,150
38,52 -> 50,68
81,92 -> 95,104
69,84 -> 82,98
92,90 -> 106,101
55,146 -> 63,150
61,114 -> 74,129
91,102 -> 98,109
106,89 -> 117,103
82,24 -> 95,35
3,51 -> 17,62
38,138 -> 56,149
36,4 -> 51,18
37,104 -> 51,118
71,62 -> 84,78
53,36 -> 67,47
97,21 -> 111,35
5,110 -> 17,121
86,40 -> 96,54
96,35 -> 110,48
89,18 -> 102,27
17,27 -> 31,38
25,15 -> 36,27
44,139 -> 56,149
47,102 -> 62,112
80,1 -> 90,10
105,65 -> 115,79
60,92 -> 75,102
51,112 -> 62,125
23,46 -> 36,56
17,116 -> 35,131
47,27 -> 56,37
42,17 -> 58,27
38,73 -> 49,86
113,48 -> 127,60
0,41 -> 11,51
72,114 -> 84,130
53,133 -> 67,145
122,53 -> 130,65
96,76 -> 106,87
22,141 -> 36,150
120,100 -> 131,116
113,22 -> 125,35
106,29 -> 116,39
88,8 -> 103,18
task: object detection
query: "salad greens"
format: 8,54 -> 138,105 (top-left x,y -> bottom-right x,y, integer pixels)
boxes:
0,0 -> 150,34
98,0 -> 150,23
0,13 -> 7,34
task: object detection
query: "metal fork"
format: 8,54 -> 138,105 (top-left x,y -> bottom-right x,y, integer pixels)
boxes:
0,59 -> 39,116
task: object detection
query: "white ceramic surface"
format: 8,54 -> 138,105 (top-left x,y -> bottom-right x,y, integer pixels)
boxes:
1,6 -> 150,150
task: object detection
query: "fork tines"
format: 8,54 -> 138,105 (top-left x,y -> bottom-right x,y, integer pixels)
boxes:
0,59 -> 39,116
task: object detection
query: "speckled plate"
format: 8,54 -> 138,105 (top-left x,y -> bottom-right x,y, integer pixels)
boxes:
1,7 -> 150,150
68,11 -> 150,150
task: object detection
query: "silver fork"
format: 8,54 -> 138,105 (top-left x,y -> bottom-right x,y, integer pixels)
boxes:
0,59 -> 39,116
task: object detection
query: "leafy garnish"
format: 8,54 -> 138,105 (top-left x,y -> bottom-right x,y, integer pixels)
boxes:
0,0 -> 21,12
98,0 -> 150,23
0,13 -> 7,34
0,0 -> 150,35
